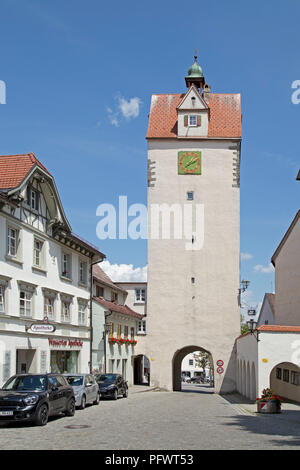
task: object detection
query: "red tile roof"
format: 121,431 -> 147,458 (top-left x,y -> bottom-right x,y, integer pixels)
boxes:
0,153 -> 50,191
93,264 -> 127,293
257,325 -> 300,333
146,93 -> 241,139
93,297 -> 144,319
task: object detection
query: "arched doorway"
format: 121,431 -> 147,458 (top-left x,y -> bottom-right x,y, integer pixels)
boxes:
133,354 -> 150,385
172,346 -> 214,392
270,362 -> 300,403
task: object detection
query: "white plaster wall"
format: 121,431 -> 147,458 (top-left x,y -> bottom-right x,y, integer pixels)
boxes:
275,218 -> 300,326
257,297 -> 275,327
146,139 -> 240,392
257,331 -> 300,395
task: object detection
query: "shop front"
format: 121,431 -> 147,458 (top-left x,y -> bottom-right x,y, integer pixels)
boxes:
48,338 -> 86,374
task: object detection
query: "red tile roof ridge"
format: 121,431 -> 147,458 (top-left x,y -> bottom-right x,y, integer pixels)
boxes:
92,296 -> 144,319
257,325 -> 300,332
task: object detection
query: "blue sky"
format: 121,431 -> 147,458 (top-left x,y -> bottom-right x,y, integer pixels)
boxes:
0,0 -> 299,316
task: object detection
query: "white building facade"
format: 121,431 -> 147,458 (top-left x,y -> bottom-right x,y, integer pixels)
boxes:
92,266 -> 145,385
0,153 -> 104,385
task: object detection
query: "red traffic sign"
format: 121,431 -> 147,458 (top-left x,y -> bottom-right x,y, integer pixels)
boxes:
216,360 -> 224,367
217,366 -> 224,374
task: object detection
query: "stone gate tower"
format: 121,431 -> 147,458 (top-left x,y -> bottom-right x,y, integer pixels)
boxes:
145,56 -> 241,393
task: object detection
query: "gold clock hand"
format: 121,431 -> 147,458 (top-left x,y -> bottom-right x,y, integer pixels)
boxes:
186,157 -> 197,168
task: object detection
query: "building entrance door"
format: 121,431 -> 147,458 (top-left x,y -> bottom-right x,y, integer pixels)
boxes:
16,349 -> 36,374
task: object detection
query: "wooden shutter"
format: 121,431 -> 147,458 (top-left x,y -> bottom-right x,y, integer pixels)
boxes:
197,115 -> 201,126
184,115 -> 188,127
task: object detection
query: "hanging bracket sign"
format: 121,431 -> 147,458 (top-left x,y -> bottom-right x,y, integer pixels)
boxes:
26,323 -> 56,333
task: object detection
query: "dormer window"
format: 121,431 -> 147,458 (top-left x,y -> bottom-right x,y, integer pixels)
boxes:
27,187 -> 39,211
189,115 -> 198,127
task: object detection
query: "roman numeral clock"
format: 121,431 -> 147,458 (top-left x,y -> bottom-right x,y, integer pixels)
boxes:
178,151 -> 202,175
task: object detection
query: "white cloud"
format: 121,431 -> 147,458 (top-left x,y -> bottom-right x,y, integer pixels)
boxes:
106,95 -> 142,127
118,96 -> 141,120
254,263 -> 274,274
101,260 -> 147,282
241,252 -> 253,261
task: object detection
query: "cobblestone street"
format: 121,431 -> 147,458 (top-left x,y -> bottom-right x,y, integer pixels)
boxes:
0,384 -> 299,450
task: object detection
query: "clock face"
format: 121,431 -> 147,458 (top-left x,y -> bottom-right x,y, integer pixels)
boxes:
178,151 -> 201,175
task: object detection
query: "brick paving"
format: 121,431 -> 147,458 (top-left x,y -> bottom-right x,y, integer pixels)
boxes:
0,384 -> 299,450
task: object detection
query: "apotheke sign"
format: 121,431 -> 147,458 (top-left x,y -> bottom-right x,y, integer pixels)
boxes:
48,338 -> 83,348
28,324 -> 56,333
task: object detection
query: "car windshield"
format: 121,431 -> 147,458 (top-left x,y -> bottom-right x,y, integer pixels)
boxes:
2,375 -> 46,392
96,374 -> 117,383
65,376 -> 83,387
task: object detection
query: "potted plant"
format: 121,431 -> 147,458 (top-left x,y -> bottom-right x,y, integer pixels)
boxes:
108,337 -> 118,344
256,388 -> 282,413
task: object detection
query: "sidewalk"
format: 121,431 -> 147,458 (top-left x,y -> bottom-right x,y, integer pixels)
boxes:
129,384 -> 157,394
221,392 -> 300,424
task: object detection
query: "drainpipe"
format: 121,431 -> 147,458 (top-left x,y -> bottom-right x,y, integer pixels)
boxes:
103,310 -> 113,373
90,258 -> 103,374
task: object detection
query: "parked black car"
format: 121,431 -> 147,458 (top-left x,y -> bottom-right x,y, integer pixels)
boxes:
95,373 -> 128,400
0,374 -> 75,426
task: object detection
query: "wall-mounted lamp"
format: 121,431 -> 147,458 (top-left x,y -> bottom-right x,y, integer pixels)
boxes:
246,319 -> 259,342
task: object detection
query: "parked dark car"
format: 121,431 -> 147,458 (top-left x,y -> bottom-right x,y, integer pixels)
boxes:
95,373 -> 128,400
0,374 -> 75,426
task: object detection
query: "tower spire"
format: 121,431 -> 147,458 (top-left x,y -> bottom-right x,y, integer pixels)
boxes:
185,51 -> 205,90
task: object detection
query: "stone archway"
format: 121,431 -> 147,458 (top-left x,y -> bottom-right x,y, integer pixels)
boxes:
172,346 -> 214,391
270,361 -> 300,403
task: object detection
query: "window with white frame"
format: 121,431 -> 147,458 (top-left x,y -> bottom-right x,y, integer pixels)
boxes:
61,300 -> 71,323
33,239 -> 43,267
135,288 -> 146,303
7,227 -> 18,257
62,252 -> 71,279
27,187 -> 39,211
188,115 -> 197,127
0,285 -> 5,313
44,296 -> 55,321
79,260 -> 87,284
20,290 -> 32,317
137,320 -> 146,334
78,301 -> 87,326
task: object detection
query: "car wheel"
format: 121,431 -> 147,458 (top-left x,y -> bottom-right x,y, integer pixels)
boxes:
79,395 -> 86,410
93,393 -> 100,405
123,388 -> 128,398
113,389 -> 118,400
65,398 -> 76,416
35,404 -> 49,426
